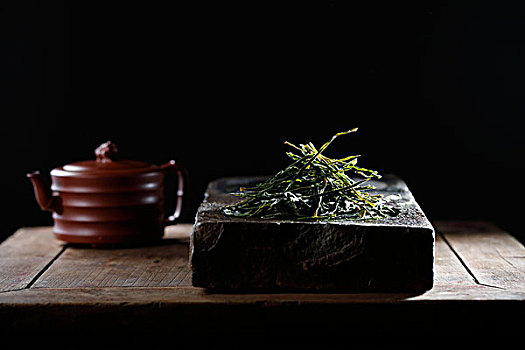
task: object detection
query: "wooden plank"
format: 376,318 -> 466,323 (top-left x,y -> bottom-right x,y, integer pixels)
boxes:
438,221 -> 525,292
0,227 -> 64,292
1,221 -> 524,347
409,231 -> 524,300
433,232 -> 475,286
32,224 -> 192,288
0,286 -> 414,304
1,286 -> 523,342
2,222 -> 525,301
2,284 -> 524,305
24,222 -> 525,300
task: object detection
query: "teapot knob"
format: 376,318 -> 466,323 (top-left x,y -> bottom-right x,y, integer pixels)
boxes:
95,141 -> 118,162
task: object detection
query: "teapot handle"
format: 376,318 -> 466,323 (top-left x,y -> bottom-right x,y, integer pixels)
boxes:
162,160 -> 188,226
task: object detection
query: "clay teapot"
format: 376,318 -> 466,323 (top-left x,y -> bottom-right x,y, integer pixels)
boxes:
27,141 -> 187,246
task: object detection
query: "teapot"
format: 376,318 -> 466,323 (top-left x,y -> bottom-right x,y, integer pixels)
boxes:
27,141 -> 187,246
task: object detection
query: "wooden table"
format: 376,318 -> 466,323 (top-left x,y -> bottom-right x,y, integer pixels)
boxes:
1,221 -> 524,349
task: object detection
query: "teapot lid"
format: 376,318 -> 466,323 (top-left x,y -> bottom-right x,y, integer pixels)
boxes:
58,141 -> 153,173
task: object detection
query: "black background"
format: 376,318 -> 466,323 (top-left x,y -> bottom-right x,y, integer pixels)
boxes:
2,0 -> 525,244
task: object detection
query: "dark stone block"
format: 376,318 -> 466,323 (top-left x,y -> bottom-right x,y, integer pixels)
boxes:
190,175 -> 434,292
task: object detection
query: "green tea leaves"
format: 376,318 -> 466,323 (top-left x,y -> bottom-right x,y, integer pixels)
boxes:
222,129 -> 400,221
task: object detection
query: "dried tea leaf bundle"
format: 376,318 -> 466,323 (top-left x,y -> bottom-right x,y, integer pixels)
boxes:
223,128 -> 400,221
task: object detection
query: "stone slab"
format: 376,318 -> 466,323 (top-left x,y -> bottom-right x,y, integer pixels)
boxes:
190,175 -> 435,292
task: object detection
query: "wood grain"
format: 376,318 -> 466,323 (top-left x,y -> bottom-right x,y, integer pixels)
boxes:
1,222 -> 524,303
1,221 -> 524,345
31,224 -> 192,288
439,221 -> 525,291
0,227 -> 64,292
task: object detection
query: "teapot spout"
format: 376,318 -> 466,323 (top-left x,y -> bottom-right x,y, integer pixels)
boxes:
27,171 -> 58,212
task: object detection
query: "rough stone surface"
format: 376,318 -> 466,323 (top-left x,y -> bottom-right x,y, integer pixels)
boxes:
190,175 -> 435,292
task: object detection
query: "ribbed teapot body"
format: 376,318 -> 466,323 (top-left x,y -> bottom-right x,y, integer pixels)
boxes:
50,170 -> 166,245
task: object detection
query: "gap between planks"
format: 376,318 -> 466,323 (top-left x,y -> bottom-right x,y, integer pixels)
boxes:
437,221 -> 525,293
437,231 -> 504,290
29,225 -> 193,289
24,245 -> 67,289
0,224 -> 193,292
2,222 -> 525,300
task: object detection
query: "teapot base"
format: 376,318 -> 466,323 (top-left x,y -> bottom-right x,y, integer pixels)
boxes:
53,228 -> 164,247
